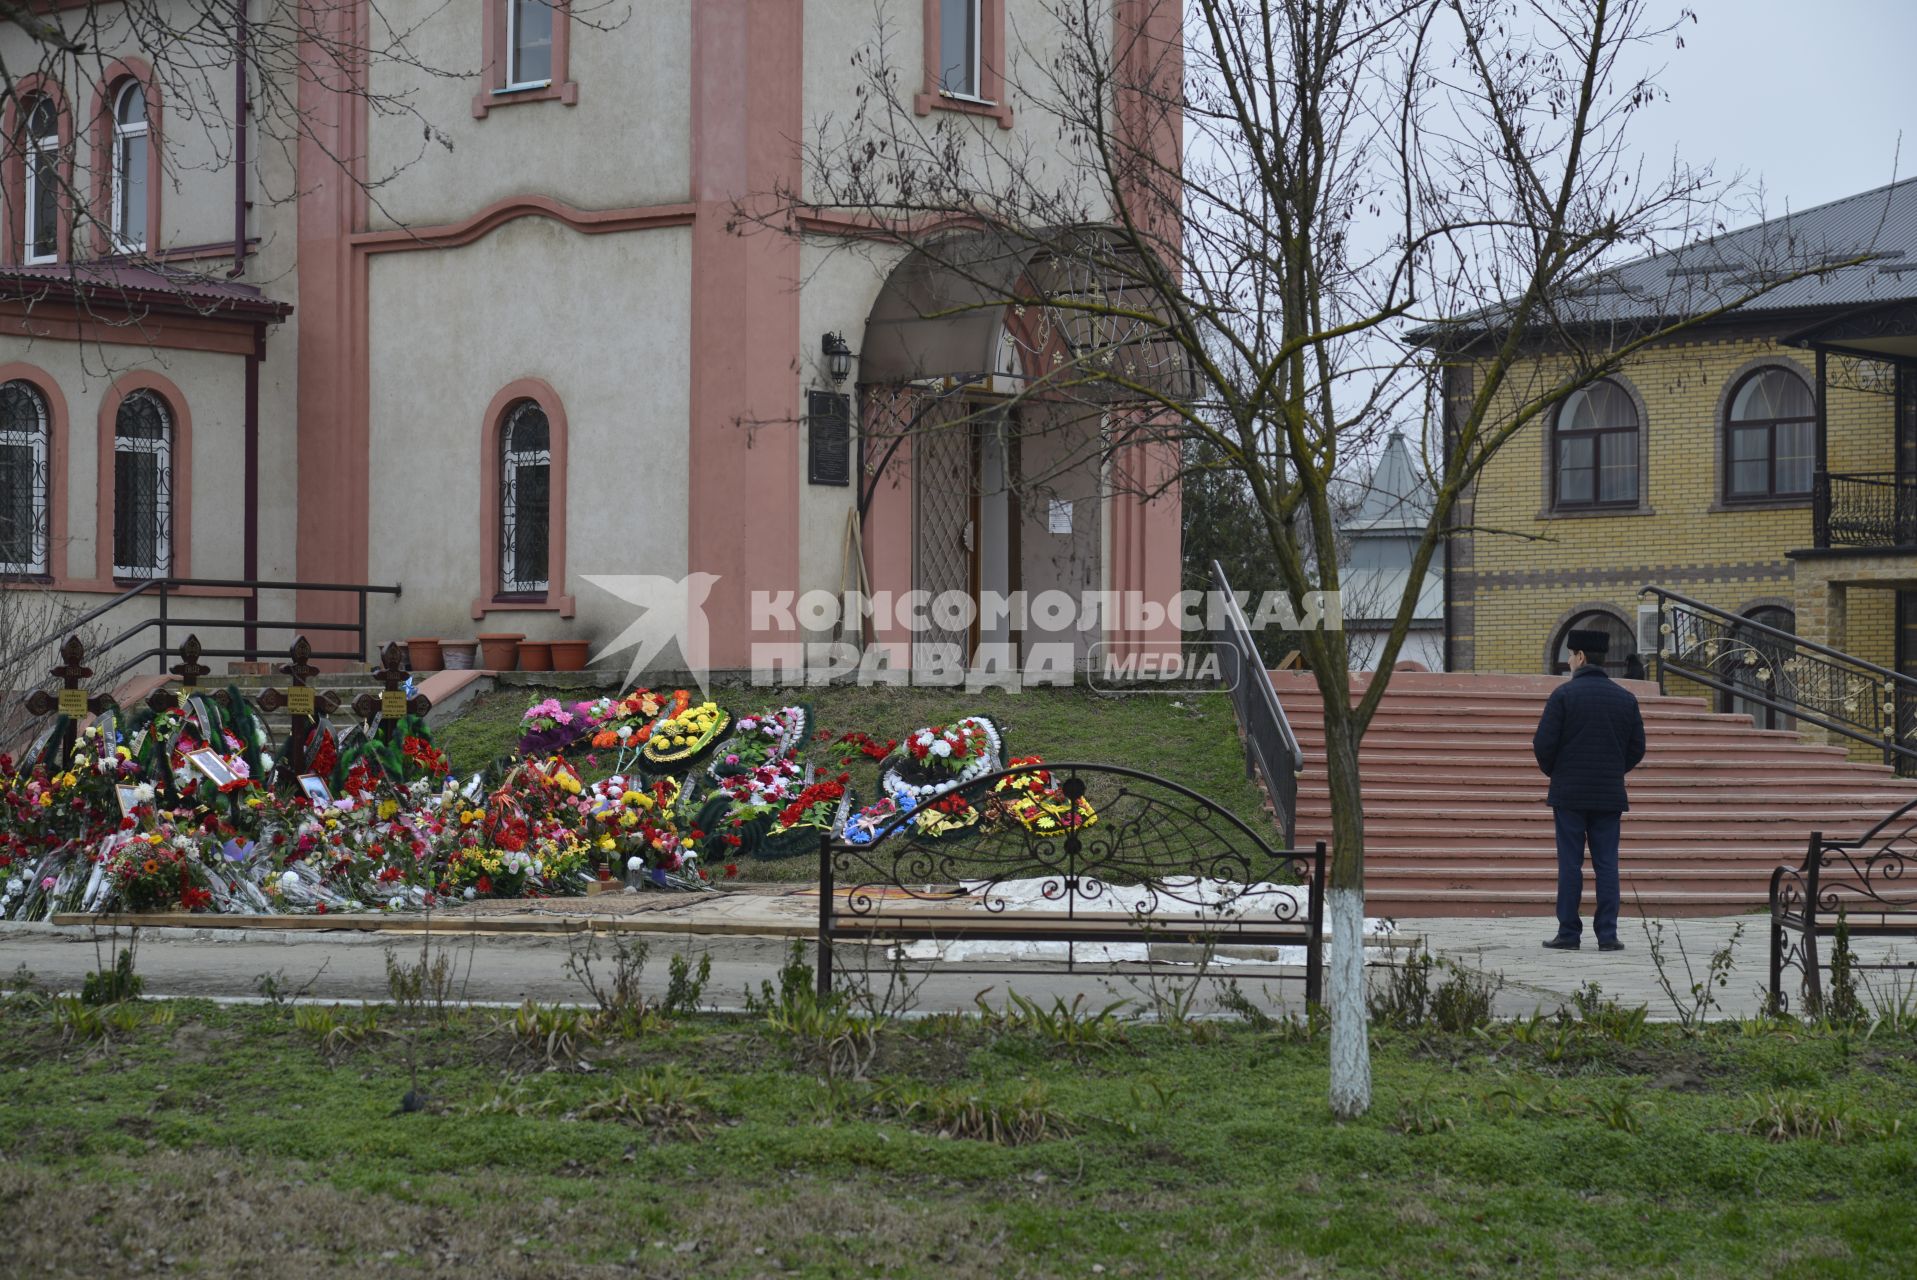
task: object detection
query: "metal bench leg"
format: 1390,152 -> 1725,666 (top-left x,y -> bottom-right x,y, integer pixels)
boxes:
817,833 -> 834,998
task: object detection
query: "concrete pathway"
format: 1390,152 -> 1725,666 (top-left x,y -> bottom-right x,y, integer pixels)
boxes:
5,900 -> 1893,1020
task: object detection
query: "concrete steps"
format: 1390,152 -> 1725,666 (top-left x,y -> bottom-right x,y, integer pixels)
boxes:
1273,670 -> 1917,918
183,674 -> 387,741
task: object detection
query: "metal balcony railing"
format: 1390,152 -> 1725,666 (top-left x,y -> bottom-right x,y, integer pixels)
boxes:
1812,470 -> 1917,550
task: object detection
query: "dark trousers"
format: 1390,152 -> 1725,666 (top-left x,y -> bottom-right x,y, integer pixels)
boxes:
1553,807 -> 1621,943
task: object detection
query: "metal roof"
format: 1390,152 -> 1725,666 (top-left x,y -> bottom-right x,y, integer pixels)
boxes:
0,262 -> 290,320
1347,431 -> 1433,533
1418,176 -> 1917,343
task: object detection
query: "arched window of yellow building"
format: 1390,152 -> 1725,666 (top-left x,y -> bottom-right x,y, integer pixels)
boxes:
1552,379 -> 1638,510
1724,366 -> 1814,500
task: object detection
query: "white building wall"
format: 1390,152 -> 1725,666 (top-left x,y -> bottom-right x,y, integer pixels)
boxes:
363,0 -> 694,231
363,218 -> 693,646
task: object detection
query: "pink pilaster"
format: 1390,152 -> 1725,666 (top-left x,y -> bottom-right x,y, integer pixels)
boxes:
689,0 -> 803,668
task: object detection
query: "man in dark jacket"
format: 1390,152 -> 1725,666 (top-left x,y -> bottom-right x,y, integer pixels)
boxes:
1532,629 -> 1647,951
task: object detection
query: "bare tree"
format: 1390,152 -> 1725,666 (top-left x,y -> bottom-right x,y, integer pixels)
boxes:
758,0 -> 1874,1117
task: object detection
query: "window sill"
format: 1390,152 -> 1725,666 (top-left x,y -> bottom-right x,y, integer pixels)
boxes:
914,90 -> 1013,129
471,592 -> 576,620
472,79 -> 579,119
1533,504 -> 1656,521
1711,496 -> 1812,513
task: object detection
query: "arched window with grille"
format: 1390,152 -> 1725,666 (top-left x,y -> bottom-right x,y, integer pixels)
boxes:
500,400 -> 550,595
1552,379 -> 1640,510
0,380 -> 50,575
113,389 -> 171,578
1724,366 -> 1814,501
22,95 -> 60,264
109,80 -> 149,253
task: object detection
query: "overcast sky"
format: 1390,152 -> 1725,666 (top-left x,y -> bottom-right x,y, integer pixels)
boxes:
1628,0 -> 1912,214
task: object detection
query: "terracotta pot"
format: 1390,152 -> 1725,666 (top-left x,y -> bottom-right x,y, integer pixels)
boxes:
550,640 -> 591,672
441,641 -> 478,671
476,632 -> 523,671
518,640 -> 554,673
406,638 -> 443,671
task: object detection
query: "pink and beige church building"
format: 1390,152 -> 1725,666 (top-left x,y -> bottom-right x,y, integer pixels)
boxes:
0,0 -> 1183,675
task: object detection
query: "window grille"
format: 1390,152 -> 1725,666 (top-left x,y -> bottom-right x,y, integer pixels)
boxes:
113,389 -> 172,579
501,400 -> 551,594
0,380 -> 50,575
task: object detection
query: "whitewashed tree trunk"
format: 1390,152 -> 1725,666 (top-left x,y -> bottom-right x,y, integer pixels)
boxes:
1327,885 -> 1371,1119
1321,706 -> 1372,1119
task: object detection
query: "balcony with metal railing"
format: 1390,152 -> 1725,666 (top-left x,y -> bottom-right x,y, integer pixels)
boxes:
1811,471 -> 1917,551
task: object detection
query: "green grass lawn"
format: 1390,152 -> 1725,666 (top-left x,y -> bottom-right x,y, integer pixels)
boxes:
3,980 -> 1914,1279
434,683 -> 1274,880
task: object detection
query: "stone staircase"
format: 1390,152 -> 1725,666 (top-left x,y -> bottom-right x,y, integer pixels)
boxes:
192,672 -> 388,744
1271,671 -> 1917,917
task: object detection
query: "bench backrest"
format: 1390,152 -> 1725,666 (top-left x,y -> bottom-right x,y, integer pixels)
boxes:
1776,795 -> 1917,927
820,761 -> 1319,926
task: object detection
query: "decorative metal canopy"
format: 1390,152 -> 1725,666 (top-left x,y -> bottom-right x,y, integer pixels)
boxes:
1782,298 -> 1917,363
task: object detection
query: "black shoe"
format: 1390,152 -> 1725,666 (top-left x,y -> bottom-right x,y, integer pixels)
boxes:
1598,940 -> 1624,952
1541,936 -> 1581,950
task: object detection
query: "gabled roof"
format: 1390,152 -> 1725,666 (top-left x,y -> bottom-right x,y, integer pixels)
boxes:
1418,176 -> 1917,343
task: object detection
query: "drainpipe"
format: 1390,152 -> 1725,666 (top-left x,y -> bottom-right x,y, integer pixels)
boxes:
231,0 -> 248,277
1440,363 -> 1456,673
243,323 -> 261,659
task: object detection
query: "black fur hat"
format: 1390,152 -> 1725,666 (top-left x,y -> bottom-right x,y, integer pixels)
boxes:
1566,628 -> 1611,657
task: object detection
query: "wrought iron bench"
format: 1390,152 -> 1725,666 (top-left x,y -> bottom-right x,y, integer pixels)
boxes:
815,762 -> 1325,1001
1770,799 -> 1917,1014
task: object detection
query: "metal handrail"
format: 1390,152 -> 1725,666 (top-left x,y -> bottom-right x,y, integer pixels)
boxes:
1640,584 -> 1917,771
1211,560 -> 1303,846
15,577 -> 403,691
1218,576 -> 1304,768
1640,585 -> 1911,686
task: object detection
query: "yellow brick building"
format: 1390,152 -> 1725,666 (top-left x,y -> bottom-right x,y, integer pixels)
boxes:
1441,180 -> 1917,758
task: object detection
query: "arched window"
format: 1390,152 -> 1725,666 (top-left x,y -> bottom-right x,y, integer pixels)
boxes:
500,400 -> 550,595
0,380 -> 50,575
109,80 -> 149,252
112,389 -> 171,578
1723,606 -> 1795,731
1551,610 -> 1637,678
1725,366 -> 1814,500
1553,379 -> 1638,510
22,95 -> 59,264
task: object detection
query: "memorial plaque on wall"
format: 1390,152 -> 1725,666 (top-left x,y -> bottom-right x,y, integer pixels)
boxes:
807,390 -> 852,487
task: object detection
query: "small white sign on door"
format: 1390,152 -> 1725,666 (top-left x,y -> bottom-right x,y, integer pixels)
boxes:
1048,499 -> 1073,534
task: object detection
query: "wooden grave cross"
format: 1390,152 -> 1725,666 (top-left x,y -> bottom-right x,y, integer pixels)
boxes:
146,634 -> 213,715
352,642 -> 433,732
24,636 -> 112,764
254,636 -> 339,775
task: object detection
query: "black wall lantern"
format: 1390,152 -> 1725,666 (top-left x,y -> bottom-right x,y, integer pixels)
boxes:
822,331 -> 853,385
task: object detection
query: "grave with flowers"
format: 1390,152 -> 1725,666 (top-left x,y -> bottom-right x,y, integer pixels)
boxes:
0,634 -> 1136,922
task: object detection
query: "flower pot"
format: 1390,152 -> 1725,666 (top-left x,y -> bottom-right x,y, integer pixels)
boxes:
476,632 -> 523,671
518,640 -> 553,672
441,641 -> 478,671
550,640 -> 591,671
406,638 -> 443,671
